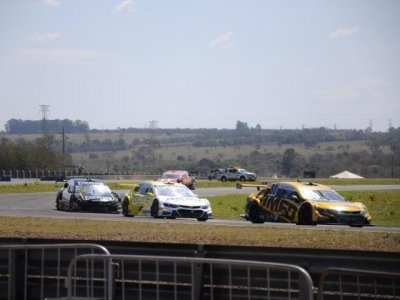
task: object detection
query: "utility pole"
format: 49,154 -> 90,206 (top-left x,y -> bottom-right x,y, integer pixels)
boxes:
149,120 -> 158,173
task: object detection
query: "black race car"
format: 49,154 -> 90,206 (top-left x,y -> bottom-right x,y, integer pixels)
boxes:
55,178 -> 120,213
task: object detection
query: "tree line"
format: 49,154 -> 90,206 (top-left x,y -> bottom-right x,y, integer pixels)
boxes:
1,119 -> 399,178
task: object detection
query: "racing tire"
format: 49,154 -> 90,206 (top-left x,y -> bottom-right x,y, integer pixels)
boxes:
150,200 -> 160,218
298,205 -> 314,225
197,218 -> 208,222
55,192 -> 62,211
68,199 -> 78,212
248,204 -> 265,224
220,176 -> 227,182
122,200 -> 131,217
239,176 -> 246,182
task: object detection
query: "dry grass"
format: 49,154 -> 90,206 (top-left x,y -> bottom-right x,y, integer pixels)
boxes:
0,216 -> 399,252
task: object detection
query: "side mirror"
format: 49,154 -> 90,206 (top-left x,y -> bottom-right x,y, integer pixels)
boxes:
146,192 -> 154,197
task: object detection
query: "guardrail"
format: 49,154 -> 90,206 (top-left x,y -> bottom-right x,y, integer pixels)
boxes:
0,243 -> 110,300
318,268 -> 400,300
1,241 -> 400,300
66,254 -> 315,300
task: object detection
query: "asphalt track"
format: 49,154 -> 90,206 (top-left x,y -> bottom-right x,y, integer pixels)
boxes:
0,185 -> 399,233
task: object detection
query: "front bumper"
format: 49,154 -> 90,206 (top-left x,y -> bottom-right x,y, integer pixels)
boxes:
159,206 -> 212,219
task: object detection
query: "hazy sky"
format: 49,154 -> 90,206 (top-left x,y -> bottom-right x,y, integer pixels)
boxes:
0,0 -> 399,131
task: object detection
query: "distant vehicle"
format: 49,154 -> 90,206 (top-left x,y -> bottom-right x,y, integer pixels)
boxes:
207,168 -> 224,180
55,178 -> 120,213
158,170 -> 196,190
0,175 -> 11,182
239,181 -> 372,226
218,168 -> 257,182
122,181 -> 212,221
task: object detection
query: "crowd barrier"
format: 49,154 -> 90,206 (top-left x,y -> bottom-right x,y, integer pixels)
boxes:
0,243 -> 399,300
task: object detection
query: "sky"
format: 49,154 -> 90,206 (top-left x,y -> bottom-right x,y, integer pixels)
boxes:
0,0 -> 399,132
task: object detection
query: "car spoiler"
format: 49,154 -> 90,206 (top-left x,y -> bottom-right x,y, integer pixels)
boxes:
236,182 -> 269,191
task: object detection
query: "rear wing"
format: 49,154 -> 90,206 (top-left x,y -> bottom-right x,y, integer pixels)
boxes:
236,182 -> 269,191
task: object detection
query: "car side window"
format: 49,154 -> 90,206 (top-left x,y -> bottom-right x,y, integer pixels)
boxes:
276,188 -> 286,198
139,184 -> 148,195
268,184 -> 278,196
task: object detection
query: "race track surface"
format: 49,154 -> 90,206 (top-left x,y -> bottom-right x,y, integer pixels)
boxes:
0,186 -> 399,233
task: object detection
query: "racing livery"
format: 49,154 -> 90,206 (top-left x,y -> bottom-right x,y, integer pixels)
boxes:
55,178 -> 120,213
240,181 -> 371,226
122,181 -> 212,221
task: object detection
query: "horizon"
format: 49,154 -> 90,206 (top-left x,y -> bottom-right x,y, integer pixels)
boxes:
1,1 -> 399,132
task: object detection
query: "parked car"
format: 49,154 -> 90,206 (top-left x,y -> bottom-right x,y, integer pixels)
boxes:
218,168 -> 257,182
122,181 -> 212,221
239,181 -> 372,226
55,178 -> 120,213
207,168 -> 225,180
158,170 -> 196,190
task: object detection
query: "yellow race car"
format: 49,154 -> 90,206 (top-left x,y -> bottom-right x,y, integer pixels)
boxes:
239,181 -> 372,226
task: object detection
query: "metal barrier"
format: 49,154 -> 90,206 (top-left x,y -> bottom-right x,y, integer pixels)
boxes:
0,243 -> 110,300
318,267 -> 400,300
66,254 -> 315,300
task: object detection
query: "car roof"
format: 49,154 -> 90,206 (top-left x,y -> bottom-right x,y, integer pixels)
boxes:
276,181 -> 334,192
140,180 -> 185,187
70,178 -> 104,184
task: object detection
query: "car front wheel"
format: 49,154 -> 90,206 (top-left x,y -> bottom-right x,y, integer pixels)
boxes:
297,205 -> 314,225
122,199 -> 131,217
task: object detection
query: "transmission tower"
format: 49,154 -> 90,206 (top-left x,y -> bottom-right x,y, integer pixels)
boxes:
39,105 -> 50,136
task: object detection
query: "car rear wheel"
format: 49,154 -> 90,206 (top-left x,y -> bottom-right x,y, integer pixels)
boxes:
248,204 -> 265,224
151,200 -> 160,218
220,176 -> 227,182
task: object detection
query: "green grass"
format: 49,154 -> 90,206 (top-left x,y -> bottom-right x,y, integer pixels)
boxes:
341,190 -> 400,227
0,216 -> 399,252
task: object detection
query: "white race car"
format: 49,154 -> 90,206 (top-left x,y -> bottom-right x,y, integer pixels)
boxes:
122,181 -> 212,221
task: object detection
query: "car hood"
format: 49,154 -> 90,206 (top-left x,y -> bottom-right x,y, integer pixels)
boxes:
159,196 -> 209,206
313,201 -> 366,212
80,193 -> 116,202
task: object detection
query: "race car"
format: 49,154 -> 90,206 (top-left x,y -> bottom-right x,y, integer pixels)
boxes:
122,181 -> 212,221
239,181 -> 372,226
55,178 -> 120,213
158,170 -> 196,190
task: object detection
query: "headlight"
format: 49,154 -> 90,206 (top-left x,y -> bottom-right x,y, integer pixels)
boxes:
201,205 -> 209,209
164,203 -> 178,208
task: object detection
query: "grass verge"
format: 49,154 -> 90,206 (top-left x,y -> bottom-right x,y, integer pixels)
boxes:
0,216 -> 399,252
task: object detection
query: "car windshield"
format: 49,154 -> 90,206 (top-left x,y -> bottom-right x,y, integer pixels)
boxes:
155,185 -> 194,197
75,183 -> 112,196
300,188 -> 345,202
